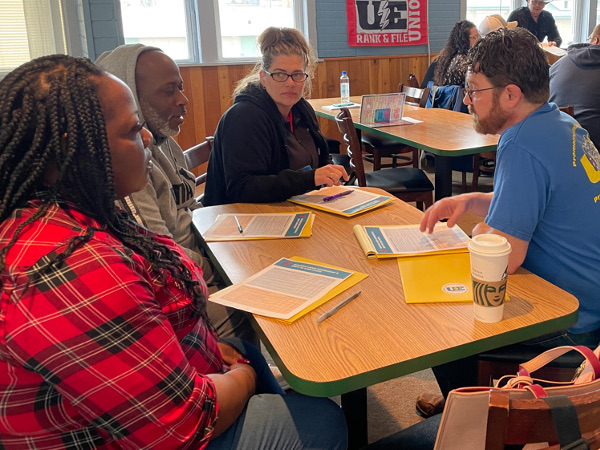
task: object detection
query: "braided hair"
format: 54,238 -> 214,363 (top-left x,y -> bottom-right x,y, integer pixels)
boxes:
0,55 -> 211,326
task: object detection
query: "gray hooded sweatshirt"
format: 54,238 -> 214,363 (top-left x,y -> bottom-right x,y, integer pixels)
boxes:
96,44 -> 209,275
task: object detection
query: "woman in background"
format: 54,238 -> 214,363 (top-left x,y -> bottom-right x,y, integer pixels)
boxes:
0,54 -> 347,449
204,27 -> 348,206
433,20 -> 479,87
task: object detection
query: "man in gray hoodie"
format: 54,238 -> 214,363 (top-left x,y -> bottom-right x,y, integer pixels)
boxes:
96,44 -> 259,346
549,24 -> 600,149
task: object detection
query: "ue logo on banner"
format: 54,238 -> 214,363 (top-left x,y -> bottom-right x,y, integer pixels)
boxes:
442,283 -> 469,295
355,0 -> 410,31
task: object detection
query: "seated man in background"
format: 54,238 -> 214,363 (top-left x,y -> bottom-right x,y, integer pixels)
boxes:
549,24 -> 600,149
97,44 -> 259,347
508,0 -> 562,46
416,27 -> 600,418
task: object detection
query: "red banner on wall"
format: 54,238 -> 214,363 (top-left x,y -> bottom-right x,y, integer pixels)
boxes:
346,0 -> 428,47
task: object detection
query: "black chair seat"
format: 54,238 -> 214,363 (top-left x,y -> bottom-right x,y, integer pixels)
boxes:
479,344 -> 585,368
363,167 -> 433,194
362,133 -> 408,150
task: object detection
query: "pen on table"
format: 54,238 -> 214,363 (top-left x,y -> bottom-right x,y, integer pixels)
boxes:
322,189 -> 354,202
234,215 -> 243,234
316,291 -> 362,323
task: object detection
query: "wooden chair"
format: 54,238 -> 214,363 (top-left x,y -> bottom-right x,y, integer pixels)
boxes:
484,386 -> 600,449
183,136 -> 213,203
335,107 -> 433,211
361,83 -> 430,171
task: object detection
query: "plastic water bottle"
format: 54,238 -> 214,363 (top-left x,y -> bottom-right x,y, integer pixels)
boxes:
340,71 -> 350,103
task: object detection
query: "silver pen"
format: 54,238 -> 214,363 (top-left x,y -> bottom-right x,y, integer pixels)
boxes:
316,291 -> 362,323
234,215 -> 243,234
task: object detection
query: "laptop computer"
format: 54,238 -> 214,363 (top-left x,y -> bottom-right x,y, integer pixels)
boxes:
359,92 -> 412,127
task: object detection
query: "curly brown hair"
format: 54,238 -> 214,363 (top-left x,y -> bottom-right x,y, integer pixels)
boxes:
433,20 -> 476,85
467,27 -> 549,104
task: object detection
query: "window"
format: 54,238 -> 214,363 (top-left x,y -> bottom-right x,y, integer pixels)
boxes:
0,0 -> 67,72
216,0 -> 295,59
119,0 -> 311,63
464,0 -> 595,47
120,0 -> 191,60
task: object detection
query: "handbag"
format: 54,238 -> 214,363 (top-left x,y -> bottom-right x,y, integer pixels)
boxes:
434,345 -> 600,450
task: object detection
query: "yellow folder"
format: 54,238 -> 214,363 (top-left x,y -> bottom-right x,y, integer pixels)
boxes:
398,252 -> 473,303
278,256 -> 369,324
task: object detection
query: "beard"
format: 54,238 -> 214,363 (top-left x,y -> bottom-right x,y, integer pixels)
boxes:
139,97 -> 180,138
469,93 -> 510,135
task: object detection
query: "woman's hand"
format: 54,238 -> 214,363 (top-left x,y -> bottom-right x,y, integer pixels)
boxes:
217,341 -> 250,366
314,165 -> 350,187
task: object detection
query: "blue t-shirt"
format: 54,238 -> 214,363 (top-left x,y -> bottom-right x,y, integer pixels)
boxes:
486,103 -> 600,333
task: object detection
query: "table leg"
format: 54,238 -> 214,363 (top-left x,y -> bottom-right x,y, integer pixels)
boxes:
341,388 -> 368,450
434,155 -> 453,201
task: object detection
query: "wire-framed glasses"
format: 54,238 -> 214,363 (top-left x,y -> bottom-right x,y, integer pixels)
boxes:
264,70 -> 309,83
462,86 -> 504,102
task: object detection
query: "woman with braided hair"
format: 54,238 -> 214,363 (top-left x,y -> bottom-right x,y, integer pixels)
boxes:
0,55 -> 347,449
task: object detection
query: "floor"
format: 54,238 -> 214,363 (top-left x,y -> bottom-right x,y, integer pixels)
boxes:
199,155 -> 495,445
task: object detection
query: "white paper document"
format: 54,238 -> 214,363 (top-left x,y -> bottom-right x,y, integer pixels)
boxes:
208,258 -> 353,320
202,212 -> 313,241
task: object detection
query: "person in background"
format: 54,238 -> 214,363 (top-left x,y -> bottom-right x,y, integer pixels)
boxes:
416,27 -> 600,419
478,14 -> 518,37
549,23 -> 600,149
0,54 -> 348,449
508,0 -> 562,47
432,20 -> 479,87
203,27 -> 349,206
96,44 -> 259,347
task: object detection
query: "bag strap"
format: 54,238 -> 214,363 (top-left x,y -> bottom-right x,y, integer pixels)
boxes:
518,346 -> 600,380
542,395 -> 590,450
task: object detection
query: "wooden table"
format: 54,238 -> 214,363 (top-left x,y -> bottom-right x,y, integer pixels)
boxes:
193,191 -> 578,447
308,96 -> 499,200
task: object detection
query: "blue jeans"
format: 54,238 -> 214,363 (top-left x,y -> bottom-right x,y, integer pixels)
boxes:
208,338 -> 348,449
364,414 -> 441,450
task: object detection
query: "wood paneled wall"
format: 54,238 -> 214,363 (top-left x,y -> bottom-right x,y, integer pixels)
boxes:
176,54 -> 435,150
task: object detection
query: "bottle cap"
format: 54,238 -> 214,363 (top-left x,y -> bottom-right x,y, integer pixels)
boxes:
342,71 -> 347,75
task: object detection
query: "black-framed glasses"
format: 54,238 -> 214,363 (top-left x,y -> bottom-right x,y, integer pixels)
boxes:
462,86 -> 503,102
264,70 -> 309,83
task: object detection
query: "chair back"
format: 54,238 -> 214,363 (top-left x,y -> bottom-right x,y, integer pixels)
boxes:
183,137 -> 213,186
335,108 -> 367,187
406,73 -> 420,88
558,105 -> 575,117
398,83 -> 430,108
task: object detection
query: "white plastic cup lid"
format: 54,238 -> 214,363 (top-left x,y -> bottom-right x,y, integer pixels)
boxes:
468,234 -> 511,255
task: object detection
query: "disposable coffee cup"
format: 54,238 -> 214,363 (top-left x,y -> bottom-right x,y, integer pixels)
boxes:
468,234 -> 511,323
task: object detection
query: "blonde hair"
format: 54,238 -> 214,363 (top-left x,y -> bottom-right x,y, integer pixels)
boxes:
233,27 -> 317,98
591,24 -> 600,41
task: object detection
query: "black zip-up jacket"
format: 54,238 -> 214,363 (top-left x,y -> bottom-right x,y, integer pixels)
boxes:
204,83 -> 330,206
508,7 -> 562,47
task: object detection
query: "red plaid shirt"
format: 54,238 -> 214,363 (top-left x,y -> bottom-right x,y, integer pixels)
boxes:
0,200 -> 223,449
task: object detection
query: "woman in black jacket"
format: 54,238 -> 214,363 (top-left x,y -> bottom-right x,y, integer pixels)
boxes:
204,27 -> 348,206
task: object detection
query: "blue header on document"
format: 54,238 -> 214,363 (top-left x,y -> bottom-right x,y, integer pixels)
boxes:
275,258 -> 352,280
285,213 -> 312,237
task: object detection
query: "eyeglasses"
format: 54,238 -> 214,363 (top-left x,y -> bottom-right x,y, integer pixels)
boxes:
462,86 -> 504,102
264,70 -> 309,83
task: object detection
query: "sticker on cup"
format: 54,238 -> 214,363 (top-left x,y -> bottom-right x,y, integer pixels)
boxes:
472,277 -> 506,307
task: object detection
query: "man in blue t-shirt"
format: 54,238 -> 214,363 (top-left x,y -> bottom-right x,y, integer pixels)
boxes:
415,27 -> 600,417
